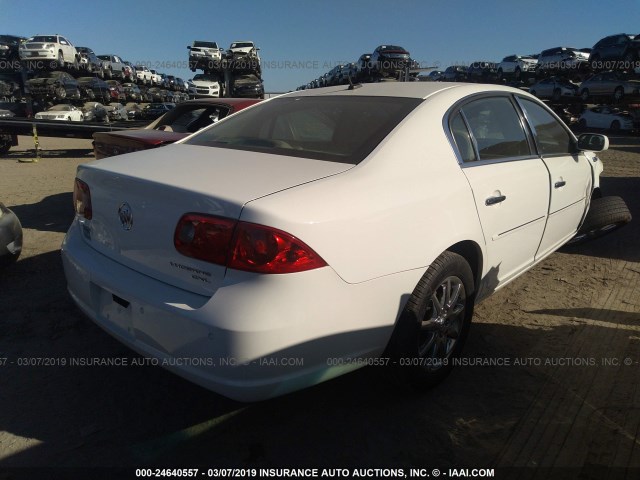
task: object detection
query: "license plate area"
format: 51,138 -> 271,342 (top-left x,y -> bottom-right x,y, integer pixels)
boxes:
91,282 -> 134,339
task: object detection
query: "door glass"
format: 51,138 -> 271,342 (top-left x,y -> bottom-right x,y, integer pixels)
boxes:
461,97 -> 530,160
450,112 -> 476,162
519,98 -> 573,156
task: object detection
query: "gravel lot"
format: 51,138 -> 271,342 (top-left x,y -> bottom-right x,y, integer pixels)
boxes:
1,134 -> 639,478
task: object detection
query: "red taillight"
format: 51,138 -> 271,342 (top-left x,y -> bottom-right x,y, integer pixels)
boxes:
73,178 -> 92,219
229,222 -> 327,274
174,214 -> 235,265
173,214 -> 327,274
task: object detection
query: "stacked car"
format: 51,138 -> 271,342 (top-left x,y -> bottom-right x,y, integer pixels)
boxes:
187,39 -> 263,98
299,34 -> 640,132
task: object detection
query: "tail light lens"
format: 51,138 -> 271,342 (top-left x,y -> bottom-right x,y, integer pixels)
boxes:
174,214 -> 235,265
229,222 -> 326,274
73,178 -> 92,219
174,214 -> 326,274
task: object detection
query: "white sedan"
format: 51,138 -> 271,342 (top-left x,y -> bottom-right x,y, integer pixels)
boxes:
578,106 -> 635,132
62,82 -> 610,401
35,104 -> 84,122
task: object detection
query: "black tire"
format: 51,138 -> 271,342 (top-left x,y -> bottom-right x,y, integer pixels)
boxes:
0,138 -> 11,155
56,51 -> 64,69
514,67 -> 522,81
569,196 -> 631,245
623,51 -> 636,69
106,68 -> 113,79
613,87 -> 624,102
384,251 -> 474,390
580,89 -> 589,102
497,68 -> 504,80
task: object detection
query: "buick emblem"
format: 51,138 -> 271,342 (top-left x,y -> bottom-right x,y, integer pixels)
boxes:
118,202 -> 133,231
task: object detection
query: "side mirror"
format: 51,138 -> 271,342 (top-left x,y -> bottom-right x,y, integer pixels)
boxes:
187,46 -> 191,49
577,133 -> 609,152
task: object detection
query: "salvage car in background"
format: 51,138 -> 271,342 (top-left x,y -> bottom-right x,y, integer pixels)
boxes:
231,73 -> 263,98
93,97 -> 261,159
76,47 -> 104,76
497,54 -> 538,80
35,103 -> 84,121
0,201 -> 22,267
77,76 -> 111,103
578,106 -> 635,131
27,71 -> 80,101
188,40 -> 223,72
0,34 -> 26,69
579,71 -> 640,102
19,34 -> 79,69
529,76 -> 579,101
62,82 -> 625,401
191,73 -> 223,98
589,33 -> 640,71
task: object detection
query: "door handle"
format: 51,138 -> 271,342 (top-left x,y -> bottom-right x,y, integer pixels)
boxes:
555,180 -> 566,188
485,195 -> 506,206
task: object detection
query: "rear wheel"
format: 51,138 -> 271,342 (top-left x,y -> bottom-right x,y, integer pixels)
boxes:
56,51 -> 64,69
613,87 -> 624,102
384,251 -> 474,390
580,89 -> 589,102
0,137 -> 12,155
568,196 -> 631,245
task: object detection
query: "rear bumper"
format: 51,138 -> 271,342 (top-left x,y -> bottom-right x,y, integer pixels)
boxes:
61,220 -> 419,401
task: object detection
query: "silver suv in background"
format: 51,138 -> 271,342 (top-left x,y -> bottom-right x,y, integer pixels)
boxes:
19,34 -> 79,69
188,41 -> 223,71
497,54 -> 538,80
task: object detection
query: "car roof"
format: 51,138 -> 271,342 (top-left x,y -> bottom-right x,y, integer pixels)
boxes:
279,82 -> 529,100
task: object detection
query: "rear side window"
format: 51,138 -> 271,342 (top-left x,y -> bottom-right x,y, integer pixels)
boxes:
186,96 -> 422,164
459,97 -> 530,160
450,113 -> 476,163
518,98 -> 573,156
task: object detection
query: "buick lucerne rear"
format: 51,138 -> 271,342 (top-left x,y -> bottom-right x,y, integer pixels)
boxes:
62,83 -> 608,401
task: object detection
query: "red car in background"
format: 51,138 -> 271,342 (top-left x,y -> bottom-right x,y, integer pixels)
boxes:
93,97 -> 261,159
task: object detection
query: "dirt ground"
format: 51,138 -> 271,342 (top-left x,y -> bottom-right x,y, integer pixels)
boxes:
0,133 -> 639,479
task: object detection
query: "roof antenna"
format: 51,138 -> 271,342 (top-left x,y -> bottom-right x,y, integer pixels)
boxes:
347,74 -> 361,90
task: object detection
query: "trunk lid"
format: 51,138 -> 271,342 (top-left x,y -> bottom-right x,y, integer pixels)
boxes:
77,144 -> 352,295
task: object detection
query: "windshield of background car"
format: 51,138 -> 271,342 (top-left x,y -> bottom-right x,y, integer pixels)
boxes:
194,42 -> 218,48
31,36 -> 57,43
193,74 -> 220,81
231,43 -> 253,48
185,96 -> 422,164
157,106 -> 227,133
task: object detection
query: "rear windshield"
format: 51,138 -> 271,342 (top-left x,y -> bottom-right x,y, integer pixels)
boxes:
185,96 -> 422,164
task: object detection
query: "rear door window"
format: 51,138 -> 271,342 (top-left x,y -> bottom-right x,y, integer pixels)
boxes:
459,97 -> 531,160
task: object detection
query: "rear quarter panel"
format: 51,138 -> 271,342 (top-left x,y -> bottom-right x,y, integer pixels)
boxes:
240,95 -> 486,284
